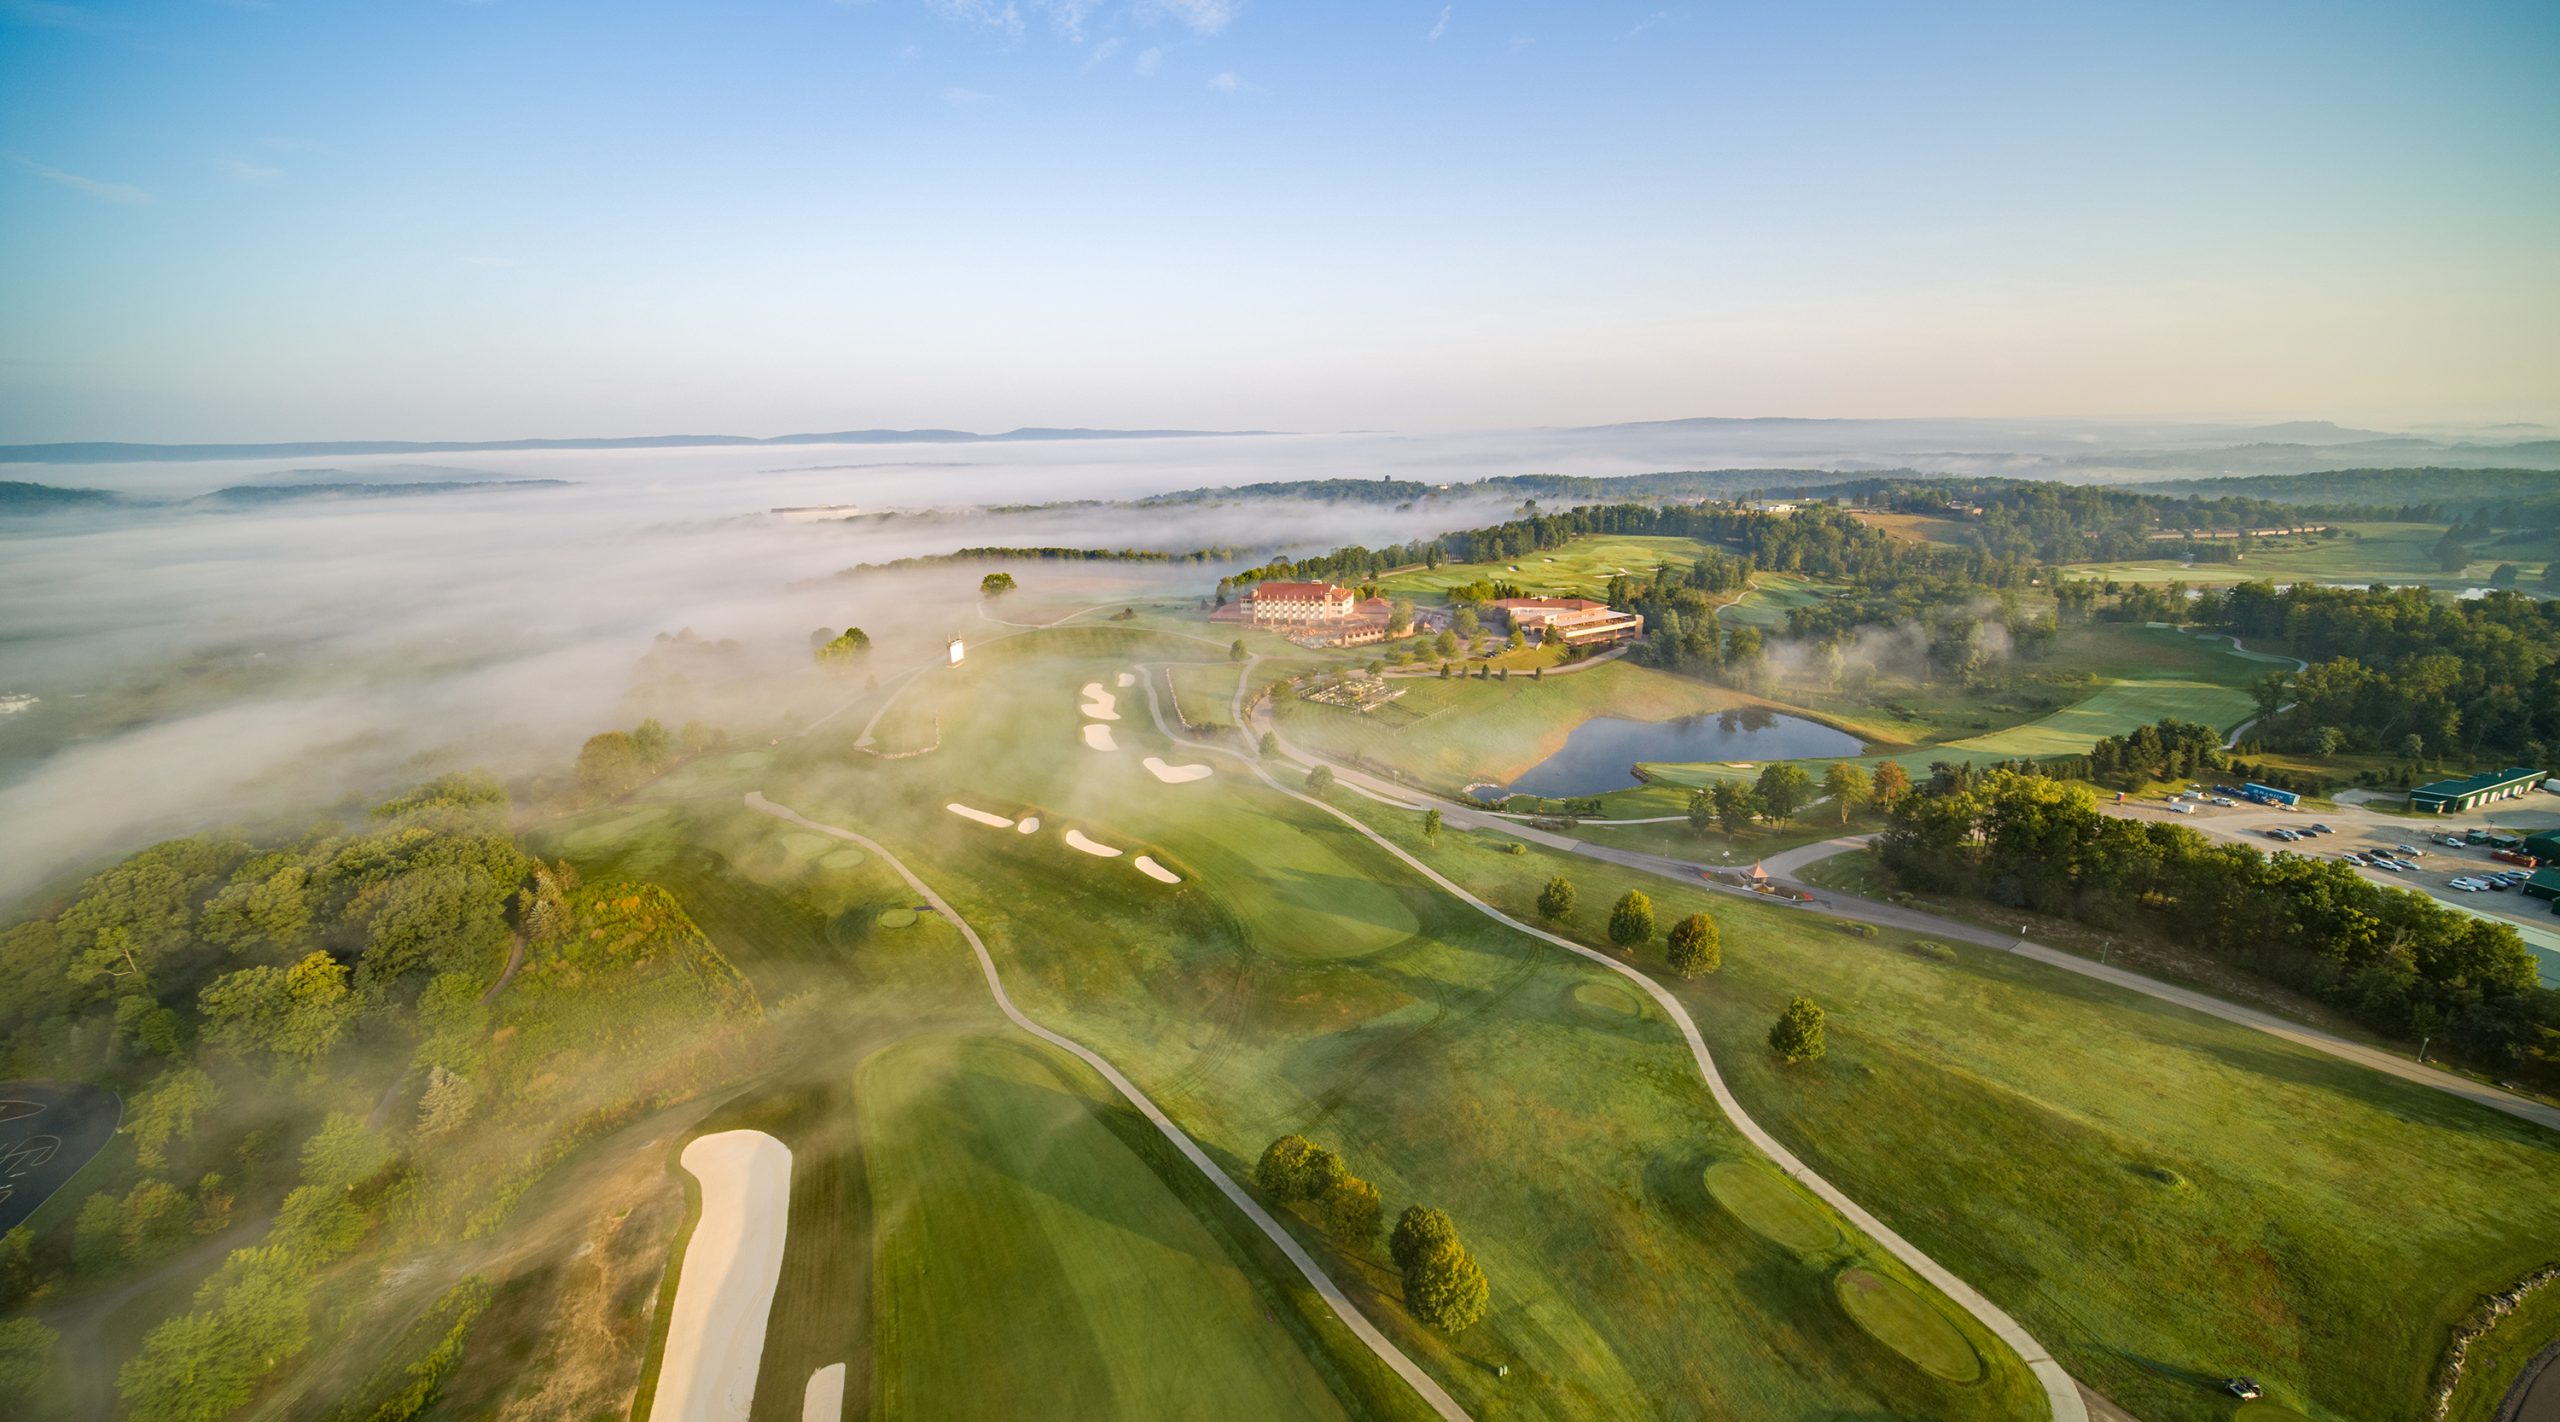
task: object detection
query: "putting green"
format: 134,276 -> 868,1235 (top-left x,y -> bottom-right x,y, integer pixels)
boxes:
1567,978 -> 1645,1023
859,1034 -> 1353,1421
1704,1161 -> 1840,1255
876,908 -> 919,929
1834,1267 -> 1983,1383
818,848 -> 867,870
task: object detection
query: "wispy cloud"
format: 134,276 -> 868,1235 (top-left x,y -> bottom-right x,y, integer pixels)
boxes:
1207,70 -> 1262,94
1133,45 -> 1162,75
1143,0 -> 1239,37
1083,34 -> 1123,68
215,155 -> 283,184
927,0 -> 1024,40
942,86 -> 999,106
1626,9 -> 1670,39
1428,4 -> 1450,41
10,154 -> 150,205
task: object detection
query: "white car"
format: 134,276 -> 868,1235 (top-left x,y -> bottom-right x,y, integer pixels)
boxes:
2449,877 -> 2488,892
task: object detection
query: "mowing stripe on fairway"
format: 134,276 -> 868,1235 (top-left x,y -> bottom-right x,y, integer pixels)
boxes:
740,792 -> 1472,1422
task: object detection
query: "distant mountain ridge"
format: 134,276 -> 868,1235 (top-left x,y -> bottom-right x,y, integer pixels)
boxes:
0,427 -> 1270,465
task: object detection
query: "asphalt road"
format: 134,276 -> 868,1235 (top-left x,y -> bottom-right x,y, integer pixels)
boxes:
0,1080 -> 122,1234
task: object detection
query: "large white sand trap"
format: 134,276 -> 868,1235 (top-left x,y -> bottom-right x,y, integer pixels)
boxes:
1134,855 -> 1182,884
945,803 -> 1014,828
1081,724 -> 1117,751
1065,829 -> 1123,857
651,1130 -> 793,1422
1142,756 -> 1213,784
1080,683 -> 1120,720
1015,816 -> 1041,834
1116,671 -> 1135,688
801,1364 -> 846,1422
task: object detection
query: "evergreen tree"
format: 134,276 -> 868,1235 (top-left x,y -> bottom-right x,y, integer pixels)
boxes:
1667,913 -> 1721,977
1769,995 -> 1827,1062
1607,890 -> 1654,949
1536,875 -> 1576,921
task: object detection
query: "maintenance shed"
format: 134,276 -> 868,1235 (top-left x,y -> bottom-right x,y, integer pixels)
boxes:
2410,767 -> 2545,815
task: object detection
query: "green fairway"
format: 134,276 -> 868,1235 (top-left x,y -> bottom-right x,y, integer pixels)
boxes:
862,1033 -> 1361,1422
753,638 -> 2042,1419
1167,662 -> 1242,729
1273,658 -> 1761,791
1330,798 -> 2560,1422
1704,1161 -> 1841,1255
2061,522 -> 2538,590
1934,673 -> 2258,757
1718,572 -> 1848,630
1834,1267 -> 1982,1383
1373,534 -> 1715,604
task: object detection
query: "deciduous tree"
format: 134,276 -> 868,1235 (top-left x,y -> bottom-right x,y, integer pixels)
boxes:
1667,912 -> 1721,977
1607,890 -> 1654,949
1536,875 -> 1576,921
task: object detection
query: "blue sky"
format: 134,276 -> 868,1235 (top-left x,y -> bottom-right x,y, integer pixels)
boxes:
2,0 -> 2555,440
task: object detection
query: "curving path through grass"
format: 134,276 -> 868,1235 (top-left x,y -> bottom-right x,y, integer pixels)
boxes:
1186,660 -> 2089,1422
739,790 -> 1471,1422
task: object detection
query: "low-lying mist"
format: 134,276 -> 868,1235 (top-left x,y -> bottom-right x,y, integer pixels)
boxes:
0,433 -> 1557,904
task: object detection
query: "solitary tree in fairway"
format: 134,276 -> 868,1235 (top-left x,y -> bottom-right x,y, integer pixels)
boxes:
1822,763 -> 1871,825
1607,890 -> 1654,950
1305,764 -> 1335,797
1869,760 -> 1911,809
1422,809 -> 1443,842
1756,762 -> 1813,825
1666,912 -> 1721,977
1255,1135 -> 1322,1199
1769,995 -> 1827,1062
1229,638 -> 1248,662
1537,875 -> 1576,922
980,571 -> 1016,596
1258,730 -> 1278,756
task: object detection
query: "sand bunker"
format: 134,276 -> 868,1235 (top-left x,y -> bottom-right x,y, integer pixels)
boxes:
1142,756 -> 1213,784
1135,855 -> 1182,884
802,1364 -> 845,1422
651,1130 -> 793,1422
1015,816 -> 1041,834
1116,671 -> 1135,688
1065,829 -> 1123,858
945,803 -> 1014,828
1080,683 -> 1120,720
1081,724 -> 1117,751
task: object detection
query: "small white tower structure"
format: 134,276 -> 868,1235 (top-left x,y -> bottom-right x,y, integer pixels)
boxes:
946,636 -> 966,666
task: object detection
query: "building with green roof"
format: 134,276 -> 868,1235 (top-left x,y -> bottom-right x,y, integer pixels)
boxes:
2409,767 -> 2544,815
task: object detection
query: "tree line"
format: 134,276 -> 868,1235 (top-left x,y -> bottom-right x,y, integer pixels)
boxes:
1875,768 -> 2551,1080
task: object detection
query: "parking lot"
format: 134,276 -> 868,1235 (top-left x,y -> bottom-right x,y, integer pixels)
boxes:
2103,784 -> 2560,983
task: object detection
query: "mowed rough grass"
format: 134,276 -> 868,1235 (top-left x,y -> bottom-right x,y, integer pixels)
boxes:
769,642 -> 2045,1420
1934,675 -> 2258,757
1717,572 -> 1848,629
1341,805 -> 2560,1422
2060,522 -> 2506,588
862,1033 -> 1361,1422
1274,658 -> 1753,790
1374,533 -> 1715,604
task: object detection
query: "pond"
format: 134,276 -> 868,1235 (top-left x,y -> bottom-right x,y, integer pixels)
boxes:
1502,708 -> 1861,798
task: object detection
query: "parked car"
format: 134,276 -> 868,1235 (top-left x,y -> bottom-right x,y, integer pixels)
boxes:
2441,835 -> 2470,847
2396,844 -> 2423,856
2169,803 -> 2195,814
2308,823 -> 2333,834
2213,796 -> 2238,807
2450,877 -> 2488,892
2226,1379 -> 2265,1401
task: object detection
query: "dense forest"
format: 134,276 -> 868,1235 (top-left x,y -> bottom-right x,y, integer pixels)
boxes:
1824,475 -> 2399,563
2134,466 -> 2560,518
1876,769 -> 2552,1080
0,773 -> 759,1419
2192,581 -> 2560,762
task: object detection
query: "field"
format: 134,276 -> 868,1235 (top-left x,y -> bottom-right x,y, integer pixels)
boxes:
2062,522 -> 2553,590
1372,534 -> 1713,604
1717,572 -> 1848,630
1272,657 -> 1756,792
530,624 -> 2560,1422
862,1033 -> 1363,1421
1851,510 -> 1974,545
1168,661 -> 1243,730
732,639 -> 2047,1419
1333,800 -> 2560,1422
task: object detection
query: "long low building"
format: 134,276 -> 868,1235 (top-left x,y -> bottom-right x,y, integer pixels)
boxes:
1488,596 -> 1645,647
2410,766 -> 2544,815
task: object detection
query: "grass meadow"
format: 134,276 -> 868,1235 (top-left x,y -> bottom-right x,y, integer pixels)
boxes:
1335,800 -> 2560,1422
